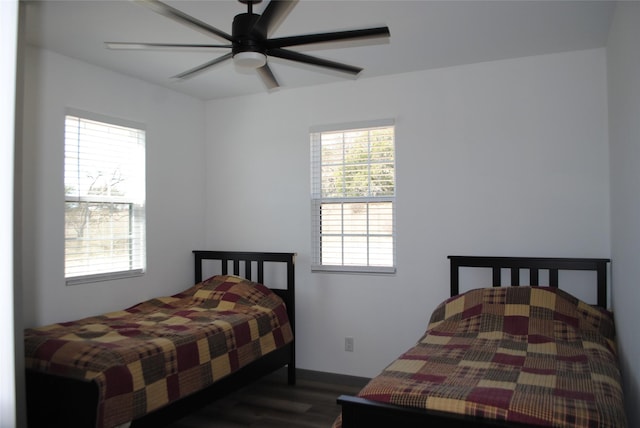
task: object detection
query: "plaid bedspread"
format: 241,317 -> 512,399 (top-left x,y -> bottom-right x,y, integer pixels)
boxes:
24,275 -> 293,428
335,286 -> 626,427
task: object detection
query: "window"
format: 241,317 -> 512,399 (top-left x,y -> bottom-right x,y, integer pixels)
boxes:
64,111 -> 146,284
311,120 -> 396,273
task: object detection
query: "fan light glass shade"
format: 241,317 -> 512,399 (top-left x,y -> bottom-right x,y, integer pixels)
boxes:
233,51 -> 267,68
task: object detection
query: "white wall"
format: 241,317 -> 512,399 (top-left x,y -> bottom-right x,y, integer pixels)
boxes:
607,3 -> 640,427
1,1 -> 18,426
21,47 -> 207,327
205,48 -> 611,377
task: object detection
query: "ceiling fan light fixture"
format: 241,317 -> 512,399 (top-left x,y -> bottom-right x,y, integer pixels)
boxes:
233,51 -> 267,68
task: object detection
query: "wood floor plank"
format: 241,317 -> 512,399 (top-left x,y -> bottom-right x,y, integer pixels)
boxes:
164,369 -> 368,428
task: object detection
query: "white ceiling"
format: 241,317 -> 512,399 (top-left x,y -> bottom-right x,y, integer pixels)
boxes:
23,0 -> 616,101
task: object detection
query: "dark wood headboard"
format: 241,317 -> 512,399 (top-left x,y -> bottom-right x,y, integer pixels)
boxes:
448,256 -> 610,308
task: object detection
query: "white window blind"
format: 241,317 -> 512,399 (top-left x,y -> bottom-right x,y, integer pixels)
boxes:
64,112 -> 146,284
311,120 -> 396,273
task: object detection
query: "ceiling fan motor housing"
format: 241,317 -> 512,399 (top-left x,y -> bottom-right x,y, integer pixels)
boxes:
232,13 -> 266,56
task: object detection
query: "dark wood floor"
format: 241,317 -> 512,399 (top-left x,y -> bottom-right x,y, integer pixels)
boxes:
164,369 -> 368,428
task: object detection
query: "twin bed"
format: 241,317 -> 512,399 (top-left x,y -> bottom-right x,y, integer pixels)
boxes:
335,256 -> 626,427
24,251 -> 296,427
25,252 -> 627,427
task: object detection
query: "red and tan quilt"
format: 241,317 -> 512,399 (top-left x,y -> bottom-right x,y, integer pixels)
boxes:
335,286 -> 626,427
24,275 -> 294,428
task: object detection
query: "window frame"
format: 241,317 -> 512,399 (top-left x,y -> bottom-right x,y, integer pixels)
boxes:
64,109 -> 147,285
310,119 -> 396,274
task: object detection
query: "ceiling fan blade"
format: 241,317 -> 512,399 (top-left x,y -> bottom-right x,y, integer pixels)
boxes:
105,42 -> 232,50
257,63 -> 279,89
172,52 -> 233,80
266,26 -> 390,49
268,48 -> 362,75
135,0 -> 233,42
253,0 -> 298,36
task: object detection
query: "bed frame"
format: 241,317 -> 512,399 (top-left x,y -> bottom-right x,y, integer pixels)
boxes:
337,255 -> 611,428
26,250 -> 296,428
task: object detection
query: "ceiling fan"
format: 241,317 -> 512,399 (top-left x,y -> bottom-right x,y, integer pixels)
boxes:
105,0 -> 390,90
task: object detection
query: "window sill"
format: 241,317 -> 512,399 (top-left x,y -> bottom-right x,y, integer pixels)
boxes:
311,265 -> 396,274
66,269 -> 145,286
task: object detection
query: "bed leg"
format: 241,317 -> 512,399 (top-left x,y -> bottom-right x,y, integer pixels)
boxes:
286,340 -> 296,385
287,364 -> 296,385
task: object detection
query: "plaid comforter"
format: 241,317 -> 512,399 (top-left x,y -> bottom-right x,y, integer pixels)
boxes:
24,275 -> 294,428
335,286 -> 626,427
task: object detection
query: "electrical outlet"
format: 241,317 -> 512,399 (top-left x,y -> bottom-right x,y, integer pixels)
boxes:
345,337 -> 354,352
